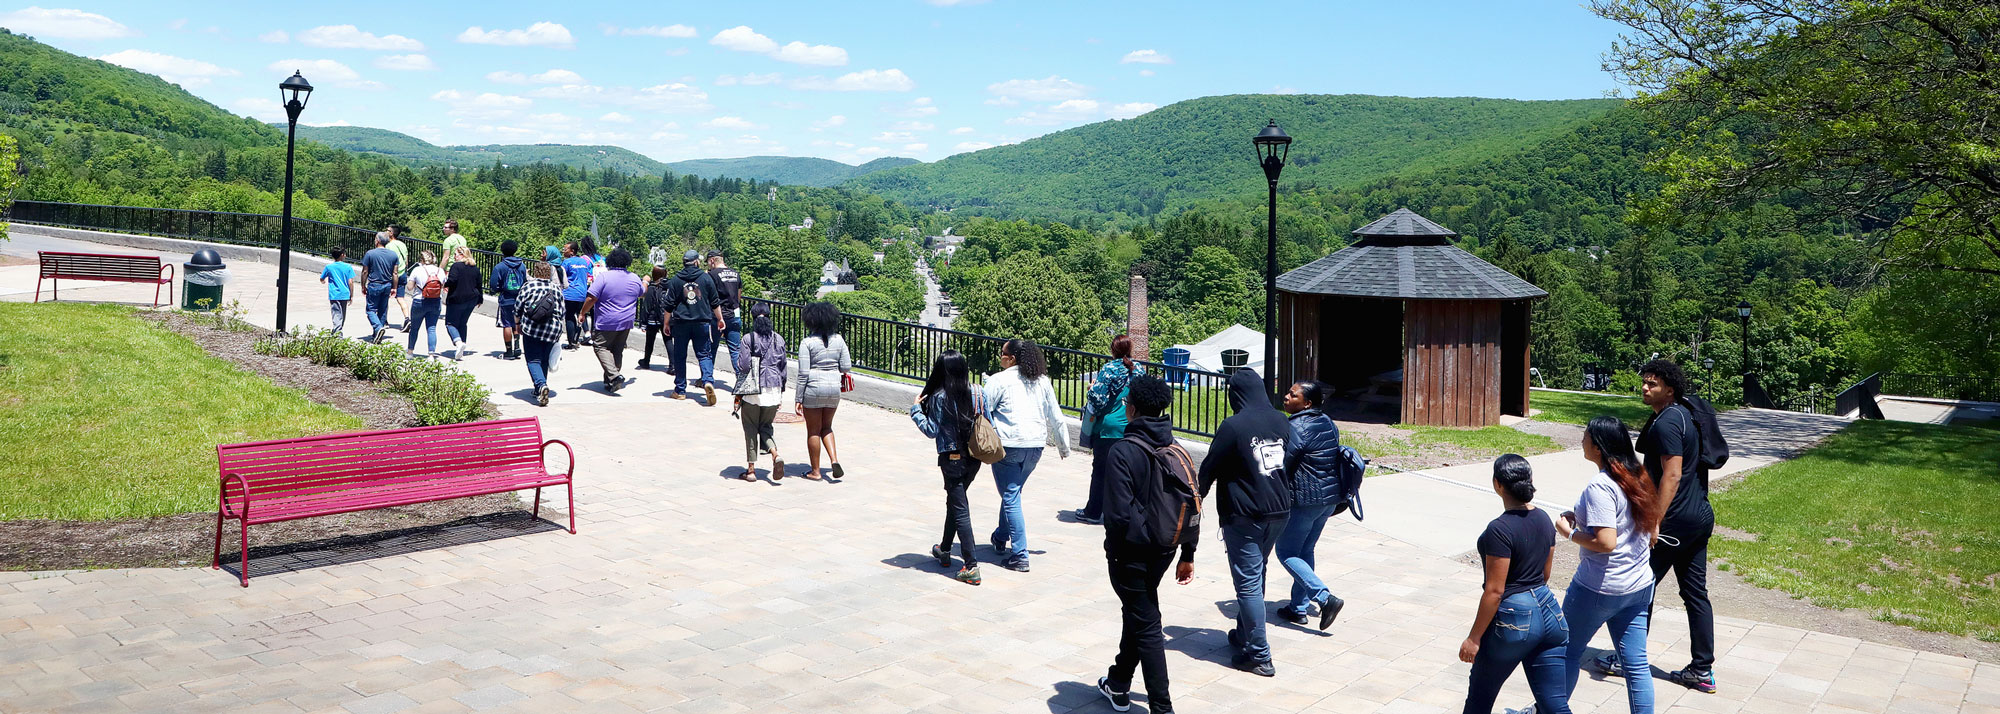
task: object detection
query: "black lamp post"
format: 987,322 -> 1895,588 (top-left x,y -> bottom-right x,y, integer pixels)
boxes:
1704,356 -> 1716,394
1253,120 -> 1290,399
274,71 -> 313,334
1736,299 -> 1753,398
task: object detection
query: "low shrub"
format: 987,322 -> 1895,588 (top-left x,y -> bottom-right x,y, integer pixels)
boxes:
256,329 -> 492,425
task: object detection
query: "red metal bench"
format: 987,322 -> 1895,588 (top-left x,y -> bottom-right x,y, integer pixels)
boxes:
36,251 -> 174,307
212,417 -> 576,586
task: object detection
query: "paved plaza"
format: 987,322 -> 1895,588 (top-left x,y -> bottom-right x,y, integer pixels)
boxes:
2,227 -> 1997,713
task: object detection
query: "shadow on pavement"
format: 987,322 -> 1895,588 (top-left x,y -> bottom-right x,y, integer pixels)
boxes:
718,466 -> 782,486
218,510 -> 566,583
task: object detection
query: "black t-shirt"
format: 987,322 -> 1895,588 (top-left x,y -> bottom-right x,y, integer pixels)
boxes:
709,266 -> 743,313
1639,403 -> 1712,532
444,263 -> 483,305
1476,508 -> 1555,597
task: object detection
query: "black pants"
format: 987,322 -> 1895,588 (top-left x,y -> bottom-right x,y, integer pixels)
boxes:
639,324 -> 665,363
563,299 -> 587,345
938,453 -> 982,566
1106,544 -> 1177,710
1651,523 -> 1715,671
1081,448 -> 1109,519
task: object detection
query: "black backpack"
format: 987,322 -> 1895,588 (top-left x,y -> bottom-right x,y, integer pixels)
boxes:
1331,445 -> 1368,521
523,287 -> 559,324
1677,395 -> 1730,471
1125,436 -> 1204,549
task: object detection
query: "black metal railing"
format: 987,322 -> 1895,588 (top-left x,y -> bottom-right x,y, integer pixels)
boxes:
1882,372 -> 2000,403
748,297 -> 1233,437
1835,372 -> 1884,419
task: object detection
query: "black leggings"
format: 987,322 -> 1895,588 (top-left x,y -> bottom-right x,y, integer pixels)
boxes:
640,324 -> 665,361
939,453 -> 982,566
563,300 -> 587,344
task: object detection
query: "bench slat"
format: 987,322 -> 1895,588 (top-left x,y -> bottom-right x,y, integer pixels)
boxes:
244,474 -> 572,525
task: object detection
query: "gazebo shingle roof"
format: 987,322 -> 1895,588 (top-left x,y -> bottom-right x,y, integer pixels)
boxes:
1277,209 -> 1548,301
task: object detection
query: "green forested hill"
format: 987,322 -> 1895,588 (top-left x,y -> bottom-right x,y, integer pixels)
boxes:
295,125 -> 672,175
668,155 -> 918,187
0,29 -> 278,148
855,94 -> 1623,223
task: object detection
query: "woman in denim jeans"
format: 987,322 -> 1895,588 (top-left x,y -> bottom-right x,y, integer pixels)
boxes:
1557,417 -> 1665,713
1459,454 -> 1571,714
980,339 -> 1070,573
911,350 -> 985,586
1275,380 -> 1346,631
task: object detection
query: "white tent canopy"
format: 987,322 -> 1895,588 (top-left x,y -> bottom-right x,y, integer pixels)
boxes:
1170,324 -> 1265,375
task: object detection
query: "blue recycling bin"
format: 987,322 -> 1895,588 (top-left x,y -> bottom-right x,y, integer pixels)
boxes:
1163,347 -> 1191,390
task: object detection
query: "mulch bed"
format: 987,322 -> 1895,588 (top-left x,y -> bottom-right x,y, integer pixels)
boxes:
0,311 -> 528,571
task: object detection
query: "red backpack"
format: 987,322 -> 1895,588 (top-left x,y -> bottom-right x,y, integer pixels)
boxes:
420,269 -> 443,299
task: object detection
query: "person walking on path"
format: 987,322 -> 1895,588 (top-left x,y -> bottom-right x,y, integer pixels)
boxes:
1596,359 -> 1721,694
360,234 -> 398,343
438,219 -> 468,265
1095,374 -> 1198,714
1274,379 -> 1347,631
1459,454 -> 1573,714
734,303 -> 788,481
560,243 -> 594,350
1197,368 -> 1295,677
489,240 -> 528,361
1559,416 -> 1663,714
514,263 -> 564,407
319,247 -> 355,336
636,266 -> 670,372
706,250 -> 745,372
1077,334 -> 1143,525
665,250 -> 725,404
403,251 -> 446,358
911,350 -> 985,585
441,246 -> 483,361
580,248 -> 645,393
982,338 -> 1071,572
794,301 -> 852,481
385,225 -> 411,331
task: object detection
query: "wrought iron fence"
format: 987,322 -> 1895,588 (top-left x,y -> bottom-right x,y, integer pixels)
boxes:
1883,372 -> 2000,403
748,297 -> 1234,438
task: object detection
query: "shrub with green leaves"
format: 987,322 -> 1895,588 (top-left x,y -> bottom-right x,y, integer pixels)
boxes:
256,329 -> 492,425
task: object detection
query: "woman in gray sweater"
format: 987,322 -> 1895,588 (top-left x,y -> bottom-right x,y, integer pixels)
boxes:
794,301 -> 851,481
734,303 -> 789,481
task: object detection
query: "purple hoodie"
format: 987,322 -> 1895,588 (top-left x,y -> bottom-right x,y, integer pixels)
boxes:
735,329 -> 789,390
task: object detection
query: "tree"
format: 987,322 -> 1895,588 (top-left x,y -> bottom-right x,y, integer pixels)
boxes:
524,167 -> 571,240
204,147 -> 227,181
609,190 -> 650,248
1179,245 -> 1250,317
0,133 -> 18,242
954,253 -> 1106,351
1592,0 -> 2000,277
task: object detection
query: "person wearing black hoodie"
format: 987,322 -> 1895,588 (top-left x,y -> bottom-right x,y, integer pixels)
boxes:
1198,368 -> 1295,677
664,250 -> 725,404
1096,374 -> 1197,714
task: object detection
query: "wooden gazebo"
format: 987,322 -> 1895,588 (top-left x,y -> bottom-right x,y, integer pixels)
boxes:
1273,209 -> 1547,426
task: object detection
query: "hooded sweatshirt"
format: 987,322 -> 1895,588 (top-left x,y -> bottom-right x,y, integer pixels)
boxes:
1196,369 -> 1294,523
488,256 -> 528,298
664,264 -> 720,324
1100,413 -> 1200,563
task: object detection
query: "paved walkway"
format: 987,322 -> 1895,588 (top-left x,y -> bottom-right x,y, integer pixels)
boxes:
3,227 -> 1997,714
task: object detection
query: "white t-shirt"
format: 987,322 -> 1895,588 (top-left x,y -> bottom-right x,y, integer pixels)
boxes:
406,264 -> 446,299
1570,471 -> 1654,596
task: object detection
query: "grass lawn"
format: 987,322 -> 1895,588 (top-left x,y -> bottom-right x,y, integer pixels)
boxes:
1348,424 -> 1562,467
0,303 -> 362,520
1712,419 -> 2000,641
1529,388 -> 1656,426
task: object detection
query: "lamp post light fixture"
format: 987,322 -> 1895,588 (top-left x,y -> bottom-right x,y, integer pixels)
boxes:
1704,356 -> 1716,393
1253,119 -> 1291,399
1736,299 -> 1753,400
274,71 -> 313,334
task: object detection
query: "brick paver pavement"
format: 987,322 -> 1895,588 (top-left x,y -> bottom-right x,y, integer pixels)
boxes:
4,228 -> 1997,713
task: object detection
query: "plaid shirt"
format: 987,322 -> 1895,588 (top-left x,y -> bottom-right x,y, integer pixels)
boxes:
514,279 -> 563,343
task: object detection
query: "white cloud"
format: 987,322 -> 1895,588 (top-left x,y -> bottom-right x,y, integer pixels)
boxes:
887,96 -> 940,117
457,22 -> 574,49
952,141 -> 993,153
257,29 -> 288,43
607,24 -> 696,38
892,121 -> 935,131
1107,102 -> 1157,119
1050,99 -> 1100,114
631,82 -> 711,112
1120,49 -> 1172,65
874,131 -> 919,143
269,59 -> 382,90
704,116 -> 759,129
97,49 -> 238,87
431,89 -> 532,119
487,69 -> 586,84
715,72 -> 783,86
374,54 -> 435,71
795,68 -> 914,92
987,75 -> 1088,102
650,129 -> 687,141
771,41 -> 847,67
903,143 -> 928,153
1139,69 -> 1156,77
304,119 -> 351,127
227,97 -> 285,123
949,126 -> 974,135
710,25 -> 776,53
855,146 -> 887,157
599,112 -> 633,123
0,7 -> 136,39
298,24 -> 424,51
1270,85 -> 1300,95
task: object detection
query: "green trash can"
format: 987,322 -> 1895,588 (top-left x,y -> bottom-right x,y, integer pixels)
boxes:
182,248 -> 228,311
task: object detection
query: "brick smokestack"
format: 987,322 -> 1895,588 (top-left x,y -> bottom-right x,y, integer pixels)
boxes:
1127,272 -> 1149,359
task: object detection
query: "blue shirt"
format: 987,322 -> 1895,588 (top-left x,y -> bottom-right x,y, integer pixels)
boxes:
561,256 -> 594,301
360,248 -> 400,290
319,262 -> 354,300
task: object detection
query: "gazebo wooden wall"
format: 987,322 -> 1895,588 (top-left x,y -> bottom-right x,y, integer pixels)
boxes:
1403,300 -> 1501,426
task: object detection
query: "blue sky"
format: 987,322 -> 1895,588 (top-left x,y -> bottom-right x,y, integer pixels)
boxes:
1,1 -> 1629,164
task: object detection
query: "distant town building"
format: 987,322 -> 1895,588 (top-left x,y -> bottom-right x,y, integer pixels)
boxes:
789,216 -> 816,232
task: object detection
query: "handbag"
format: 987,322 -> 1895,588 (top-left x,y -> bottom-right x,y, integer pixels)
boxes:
840,372 -> 856,392
967,392 -> 1005,464
1078,400 -> 1099,450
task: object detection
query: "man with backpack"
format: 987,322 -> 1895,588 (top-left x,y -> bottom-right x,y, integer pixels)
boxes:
488,240 -> 528,360
1096,375 -> 1198,714
513,263 -> 564,407
1599,359 -> 1726,694
1197,368 -> 1295,677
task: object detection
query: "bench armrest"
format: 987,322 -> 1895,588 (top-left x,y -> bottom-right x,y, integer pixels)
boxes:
160,263 -> 175,283
541,439 -> 576,481
219,472 -> 251,521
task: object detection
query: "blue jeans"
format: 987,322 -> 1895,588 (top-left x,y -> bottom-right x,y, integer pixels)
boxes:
406,298 -> 440,353
988,447 -> 1043,559
1465,586 -> 1573,714
1564,582 -> 1655,713
364,284 -> 392,333
523,336 -> 555,390
670,320 -> 714,393
1276,502 -> 1338,618
706,313 -> 743,369
1222,516 -> 1287,663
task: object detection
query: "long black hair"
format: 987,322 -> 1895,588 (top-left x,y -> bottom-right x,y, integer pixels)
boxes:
803,301 -> 841,341
1584,416 -> 1662,537
921,350 -> 976,435
1003,339 -> 1046,383
750,302 -> 774,337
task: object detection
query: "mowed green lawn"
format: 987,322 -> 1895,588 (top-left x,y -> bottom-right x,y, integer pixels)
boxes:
1529,388 -> 1656,426
1713,419 -> 2000,641
0,303 -> 361,520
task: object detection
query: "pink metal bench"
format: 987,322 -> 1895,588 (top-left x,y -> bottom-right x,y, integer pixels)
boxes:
36,251 -> 174,307
212,417 -> 576,586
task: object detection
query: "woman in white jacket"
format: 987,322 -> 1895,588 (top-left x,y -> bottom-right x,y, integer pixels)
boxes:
981,339 -> 1071,572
